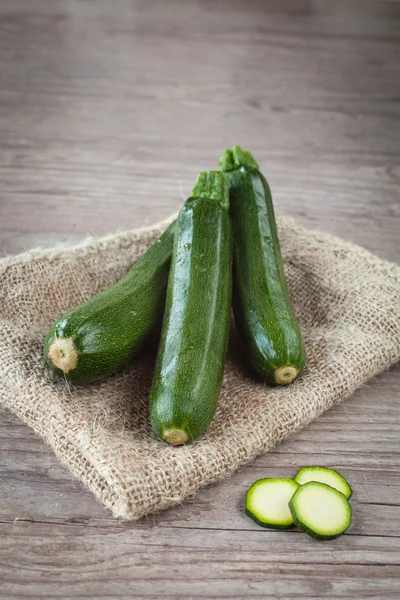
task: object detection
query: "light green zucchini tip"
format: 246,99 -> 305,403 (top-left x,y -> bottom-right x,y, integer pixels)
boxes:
190,170 -> 229,211
218,145 -> 259,172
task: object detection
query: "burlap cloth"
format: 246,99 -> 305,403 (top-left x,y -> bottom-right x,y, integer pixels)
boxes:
1,215 -> 399,520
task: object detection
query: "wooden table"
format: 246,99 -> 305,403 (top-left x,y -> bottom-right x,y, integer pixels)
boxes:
1,1 -> 399,598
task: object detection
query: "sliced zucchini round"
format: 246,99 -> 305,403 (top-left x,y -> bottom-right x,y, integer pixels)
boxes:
289,481 -> 352,540
294,466 -> 352,499
245,478 -> 299,529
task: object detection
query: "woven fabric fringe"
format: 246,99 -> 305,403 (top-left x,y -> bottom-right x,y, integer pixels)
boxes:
1,215 -> 399,520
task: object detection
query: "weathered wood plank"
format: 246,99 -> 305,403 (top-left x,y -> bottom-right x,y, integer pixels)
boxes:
1,1 -> 399,257
2,520 -> 400,599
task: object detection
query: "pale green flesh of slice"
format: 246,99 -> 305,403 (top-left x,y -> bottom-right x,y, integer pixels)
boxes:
248,480 -> 298,525
293,485 -> 350,535
295,467 -> 351,498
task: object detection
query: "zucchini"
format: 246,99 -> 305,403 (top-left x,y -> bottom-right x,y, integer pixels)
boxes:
289,481 -> 352,540
294,466 -> 352,499
44,221 -> 176,383
150,171 -> 232,445
218,145 -> 306,385
245,478 -> 299,529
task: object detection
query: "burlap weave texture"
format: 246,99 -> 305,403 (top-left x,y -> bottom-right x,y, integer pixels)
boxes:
1,216 -> 399,520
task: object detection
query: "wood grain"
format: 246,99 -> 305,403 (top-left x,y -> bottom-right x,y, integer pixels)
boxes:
0,0 -> 399,598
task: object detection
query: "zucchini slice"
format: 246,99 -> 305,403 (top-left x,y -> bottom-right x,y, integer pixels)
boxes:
289,481 -> 352,540
294,466 -> 352,499
245,478 -> 299,529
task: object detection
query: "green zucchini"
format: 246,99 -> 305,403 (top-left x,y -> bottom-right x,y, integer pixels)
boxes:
44,221 -> 176,383
150,171 -> 232,445
218,145 -> 306,385
289,481 -> 352,540
294,466 -> 353,499
245,478 -> 299,529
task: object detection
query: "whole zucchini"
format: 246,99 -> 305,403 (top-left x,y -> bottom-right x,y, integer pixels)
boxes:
44,222 -> 175,383
219,145 -> 306,385
150,171 -> 232,445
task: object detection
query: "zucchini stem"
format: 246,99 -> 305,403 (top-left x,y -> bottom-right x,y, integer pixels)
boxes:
190,171 -> 229,211
48,338 -> 78,374
218,145 -> 259,172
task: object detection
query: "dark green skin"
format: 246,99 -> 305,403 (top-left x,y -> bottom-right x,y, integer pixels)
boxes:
150,197 -> 232,442
225,165 -> 306,384
244,507 -> 296,530
44,222 -> 175,383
